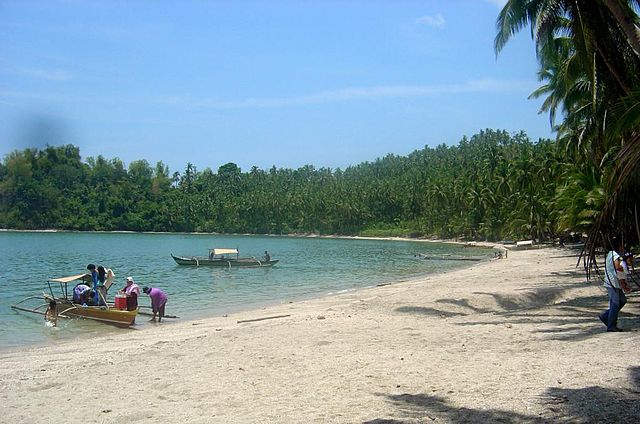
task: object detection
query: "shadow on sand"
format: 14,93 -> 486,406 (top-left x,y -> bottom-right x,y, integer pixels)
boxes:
364,367 -> 640,424
393,265 -> 640,341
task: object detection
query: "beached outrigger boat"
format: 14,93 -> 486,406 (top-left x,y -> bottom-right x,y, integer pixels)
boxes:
171,248 -> 279,267
11,273 -> 138,328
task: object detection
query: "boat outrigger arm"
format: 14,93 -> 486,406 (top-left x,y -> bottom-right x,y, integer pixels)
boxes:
10,294 -> 50,316
11,273 -> 139,327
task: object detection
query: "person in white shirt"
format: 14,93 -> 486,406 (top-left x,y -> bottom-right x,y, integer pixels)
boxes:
599,237 -> 631,332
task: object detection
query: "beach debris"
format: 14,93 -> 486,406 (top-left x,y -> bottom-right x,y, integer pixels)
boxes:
317,315 -> 326,320
237,314 -> 291,324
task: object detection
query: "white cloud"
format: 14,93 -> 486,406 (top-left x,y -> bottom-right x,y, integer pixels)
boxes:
0,79 -> 533,110
18,67 -> 73,81
155,79 -> 533,110
416,13 -> 446,29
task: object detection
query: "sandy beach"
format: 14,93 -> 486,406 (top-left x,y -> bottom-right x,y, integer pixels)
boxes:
1,247 -> 639,423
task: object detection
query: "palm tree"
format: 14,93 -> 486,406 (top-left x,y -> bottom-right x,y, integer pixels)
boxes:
496,0 -> 640,273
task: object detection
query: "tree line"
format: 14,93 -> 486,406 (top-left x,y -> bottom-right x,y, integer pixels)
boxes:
0,129 -> 574,242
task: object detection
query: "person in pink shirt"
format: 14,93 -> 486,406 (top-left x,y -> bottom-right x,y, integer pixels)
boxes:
143,286 -> 168,322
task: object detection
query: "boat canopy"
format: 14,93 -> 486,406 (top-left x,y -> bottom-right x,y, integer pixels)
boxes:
49,273 -> 92,284
210,248 -> 238,255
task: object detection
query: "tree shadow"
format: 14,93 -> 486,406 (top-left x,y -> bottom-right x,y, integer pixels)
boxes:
472,286 -> 575,312
364,367 -> 640,424
395,306 -> 467,318
435,298 -> 492,313
396,289 -> 640,342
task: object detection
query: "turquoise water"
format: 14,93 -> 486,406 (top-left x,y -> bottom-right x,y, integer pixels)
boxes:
0,232 -> 491,349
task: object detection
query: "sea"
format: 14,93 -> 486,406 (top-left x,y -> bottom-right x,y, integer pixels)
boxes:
0,231 -> 492,349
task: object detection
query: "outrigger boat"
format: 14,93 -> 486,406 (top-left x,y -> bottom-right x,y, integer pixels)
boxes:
11,273 -> 138,328
171,248 -> 279,267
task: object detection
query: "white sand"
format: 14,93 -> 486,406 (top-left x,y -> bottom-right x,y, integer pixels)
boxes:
1,247 -> 639,423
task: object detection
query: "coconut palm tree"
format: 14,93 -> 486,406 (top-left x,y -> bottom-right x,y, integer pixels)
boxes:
496,0 -> 640,273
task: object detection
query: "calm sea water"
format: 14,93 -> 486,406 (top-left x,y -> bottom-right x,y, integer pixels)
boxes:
0,232 -> 491,349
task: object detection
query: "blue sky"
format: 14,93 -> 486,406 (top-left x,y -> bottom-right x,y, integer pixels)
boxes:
0,0 -> 553,174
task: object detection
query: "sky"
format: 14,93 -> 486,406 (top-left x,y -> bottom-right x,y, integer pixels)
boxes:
0,0 -> 554,175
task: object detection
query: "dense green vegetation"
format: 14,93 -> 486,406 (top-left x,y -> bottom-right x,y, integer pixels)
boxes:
0,129 -> 565,241
496,0 -> 640,265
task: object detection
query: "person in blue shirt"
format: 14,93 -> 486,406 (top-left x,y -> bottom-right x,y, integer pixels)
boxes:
86,263 -> 106,306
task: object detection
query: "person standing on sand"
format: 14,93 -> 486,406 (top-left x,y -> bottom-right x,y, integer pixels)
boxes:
143,286 -> 168,322
599,237 -> 631,332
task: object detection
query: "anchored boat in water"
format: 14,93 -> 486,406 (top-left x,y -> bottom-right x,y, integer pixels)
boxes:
11,273 -> 138,328
171,248 -> 279,267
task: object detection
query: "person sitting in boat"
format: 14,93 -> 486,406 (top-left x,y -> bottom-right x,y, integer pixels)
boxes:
263,251 -> 271,262
86,264 -> 101,304
73,283 -> 92,305
121,276 -> 140,311
143,286 -> 168,322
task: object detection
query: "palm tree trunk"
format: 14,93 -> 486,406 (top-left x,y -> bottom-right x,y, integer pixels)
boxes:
594,42 -> 632,94
602,0 -> 640,60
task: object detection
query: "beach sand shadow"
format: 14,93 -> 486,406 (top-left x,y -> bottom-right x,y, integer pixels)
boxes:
364,366 -> 640,424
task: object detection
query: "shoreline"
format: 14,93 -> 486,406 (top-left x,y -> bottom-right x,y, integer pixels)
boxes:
2,247 -> 638,422
1,239 -> 489,353
0,227 -> 508,246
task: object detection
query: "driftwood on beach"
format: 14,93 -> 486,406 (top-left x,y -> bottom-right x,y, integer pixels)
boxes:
237,314 -> 291,324
416,253 -> 485,261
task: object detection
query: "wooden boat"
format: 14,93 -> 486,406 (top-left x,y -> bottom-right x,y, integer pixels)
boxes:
171,248 -> 279,267
11,273 -> 138,328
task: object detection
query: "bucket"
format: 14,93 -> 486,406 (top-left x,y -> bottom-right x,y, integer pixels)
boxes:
114,295 -> 127,310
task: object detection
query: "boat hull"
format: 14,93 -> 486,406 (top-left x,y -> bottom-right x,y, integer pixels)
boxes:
52,298 -> 138,327
171,254 -> 279,267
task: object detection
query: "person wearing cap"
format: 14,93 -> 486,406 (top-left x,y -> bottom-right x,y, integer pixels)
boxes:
121,277 -> 140,311
143,286 -> 168,322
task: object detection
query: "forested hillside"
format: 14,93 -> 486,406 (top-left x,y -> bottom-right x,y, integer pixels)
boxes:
0,129 -> 572,241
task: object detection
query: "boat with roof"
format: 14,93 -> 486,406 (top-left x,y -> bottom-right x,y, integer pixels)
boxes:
171,248 -> 279,267
11,272 -> 138,327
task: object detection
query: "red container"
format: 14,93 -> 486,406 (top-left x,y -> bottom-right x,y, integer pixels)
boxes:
114,295 -> 127,310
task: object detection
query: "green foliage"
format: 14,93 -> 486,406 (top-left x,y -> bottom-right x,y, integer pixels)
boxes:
495,0 -> 640,267
0,131 -> 568,242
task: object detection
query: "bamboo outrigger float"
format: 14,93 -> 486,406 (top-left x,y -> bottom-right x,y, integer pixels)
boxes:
11,273 -> 138,328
